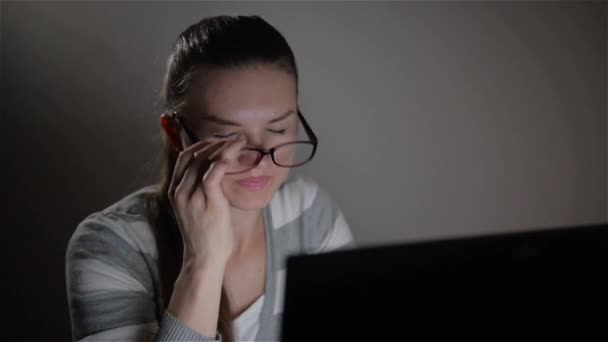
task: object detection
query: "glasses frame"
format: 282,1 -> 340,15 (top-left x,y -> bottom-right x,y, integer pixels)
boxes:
172,109 -> 318,174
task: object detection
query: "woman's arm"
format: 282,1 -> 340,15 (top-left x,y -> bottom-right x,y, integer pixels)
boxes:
66,136 -> 246,341
308,183 -> 356,253
65,213 -> 222,342
163,253 -> 226,340
316,208 -> 356,253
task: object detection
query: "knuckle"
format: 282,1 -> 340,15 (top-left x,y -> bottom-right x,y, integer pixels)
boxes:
202,177 -> 217,193
173,187 -> 187,206
215,156 -> 230,165
167,187 -> 177,202
202,177 -> 213,190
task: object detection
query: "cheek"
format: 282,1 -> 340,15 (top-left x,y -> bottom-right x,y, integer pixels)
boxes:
270,166 -> 290,186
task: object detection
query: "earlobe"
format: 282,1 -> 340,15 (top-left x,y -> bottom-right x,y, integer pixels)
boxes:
160,113 -> 183,151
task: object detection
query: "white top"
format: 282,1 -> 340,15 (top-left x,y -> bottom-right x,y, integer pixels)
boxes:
232,294 -> 265,341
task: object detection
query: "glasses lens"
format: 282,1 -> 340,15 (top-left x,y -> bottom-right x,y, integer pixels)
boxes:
274,142 -> 315,167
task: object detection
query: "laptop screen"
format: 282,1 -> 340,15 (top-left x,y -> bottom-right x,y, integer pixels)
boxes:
281,224 -> 608,341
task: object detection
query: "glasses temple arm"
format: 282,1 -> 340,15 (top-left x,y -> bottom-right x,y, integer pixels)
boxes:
173,111 -> 200,144
297,110 -> 318,144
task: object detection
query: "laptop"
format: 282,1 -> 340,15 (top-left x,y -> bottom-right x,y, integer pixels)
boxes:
280,224 -> 608,341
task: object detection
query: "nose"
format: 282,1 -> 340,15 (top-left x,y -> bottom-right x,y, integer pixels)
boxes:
254,152 -> 272,169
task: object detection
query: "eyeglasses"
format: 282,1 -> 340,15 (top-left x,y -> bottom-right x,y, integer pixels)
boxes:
172,109 -> 318,175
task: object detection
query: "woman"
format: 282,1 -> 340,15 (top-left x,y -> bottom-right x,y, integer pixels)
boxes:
65,15 -> 355,342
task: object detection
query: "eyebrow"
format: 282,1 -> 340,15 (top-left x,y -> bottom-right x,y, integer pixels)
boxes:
201,110 -> 296,127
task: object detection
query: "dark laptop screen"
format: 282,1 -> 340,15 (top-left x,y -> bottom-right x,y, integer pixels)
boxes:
281,224 -> 608,341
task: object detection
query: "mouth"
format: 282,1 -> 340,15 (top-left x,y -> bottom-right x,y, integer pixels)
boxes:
236,176 -> 270,191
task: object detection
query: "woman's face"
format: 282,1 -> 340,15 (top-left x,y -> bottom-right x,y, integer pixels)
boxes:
184,64 -> 298,211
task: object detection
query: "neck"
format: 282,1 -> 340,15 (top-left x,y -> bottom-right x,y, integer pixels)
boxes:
229,206 -> 264,257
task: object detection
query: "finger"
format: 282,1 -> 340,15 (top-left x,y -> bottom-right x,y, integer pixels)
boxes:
207,141 -> 232,161
213,135 -> 247,164
193,142 -> 218,159
172,136 -> 245,207
202,160 -> 230,206
169,141 -> 211,197
178,130 -> 189,151
175,141 -> 229,201
168,140 -> 218,201
201,137 -> 246,203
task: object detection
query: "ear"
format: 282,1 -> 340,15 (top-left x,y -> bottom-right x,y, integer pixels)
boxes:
160,112 -> 183,151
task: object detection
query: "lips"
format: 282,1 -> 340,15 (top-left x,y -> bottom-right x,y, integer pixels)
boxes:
236,176 -> 270,191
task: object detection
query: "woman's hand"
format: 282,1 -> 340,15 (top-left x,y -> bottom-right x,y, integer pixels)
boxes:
164,132 -> 247,338
168,134 -> 247,268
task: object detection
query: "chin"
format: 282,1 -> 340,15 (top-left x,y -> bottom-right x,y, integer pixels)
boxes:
222,175 -> 284,210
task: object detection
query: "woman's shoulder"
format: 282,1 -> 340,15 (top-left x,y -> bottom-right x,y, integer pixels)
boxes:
99,184 -> 160,218
272,174 -> 322,204
65,186 -> 163,341
67,184 -> 161,261
268,175 -> 355,253
269,175 -> 332,224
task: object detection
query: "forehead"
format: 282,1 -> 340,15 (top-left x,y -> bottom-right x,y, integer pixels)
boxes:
185,64 -> 297,124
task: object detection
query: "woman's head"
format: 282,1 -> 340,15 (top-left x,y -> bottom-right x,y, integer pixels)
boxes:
160,15 -> 300,211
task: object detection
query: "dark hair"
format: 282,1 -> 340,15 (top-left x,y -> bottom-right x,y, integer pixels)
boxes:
162,15 -> 298,113
150,15 -> 299,342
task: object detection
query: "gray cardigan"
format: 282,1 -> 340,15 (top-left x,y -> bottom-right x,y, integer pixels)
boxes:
65,176 -> 355,341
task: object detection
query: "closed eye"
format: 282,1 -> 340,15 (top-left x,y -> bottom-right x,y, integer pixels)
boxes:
268,128 -> 286,134
212,132 -> 238,139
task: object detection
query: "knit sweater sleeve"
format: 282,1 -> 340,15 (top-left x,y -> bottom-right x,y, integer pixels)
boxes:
65,212 -> 222,342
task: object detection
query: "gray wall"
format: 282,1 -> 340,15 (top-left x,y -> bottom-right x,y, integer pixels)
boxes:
3,1 -> 606,340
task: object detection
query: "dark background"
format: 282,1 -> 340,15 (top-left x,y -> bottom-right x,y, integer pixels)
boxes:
3,1 -> 607,341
